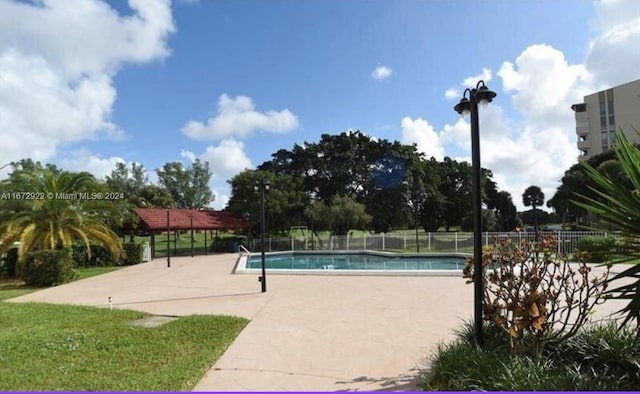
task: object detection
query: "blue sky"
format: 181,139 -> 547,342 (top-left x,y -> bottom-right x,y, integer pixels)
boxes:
1,0 -> 639,211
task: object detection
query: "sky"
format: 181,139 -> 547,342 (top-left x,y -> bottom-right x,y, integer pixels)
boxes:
1,0 -> 640,212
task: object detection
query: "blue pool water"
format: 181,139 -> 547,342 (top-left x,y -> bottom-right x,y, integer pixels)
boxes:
245,252 -> 466,271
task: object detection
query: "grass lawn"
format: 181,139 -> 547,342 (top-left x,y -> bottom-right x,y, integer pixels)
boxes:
0,279 -> 248,391
75,266 -> 121,280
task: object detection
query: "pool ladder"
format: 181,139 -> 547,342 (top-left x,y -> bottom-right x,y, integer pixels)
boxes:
238,245 -> 250,256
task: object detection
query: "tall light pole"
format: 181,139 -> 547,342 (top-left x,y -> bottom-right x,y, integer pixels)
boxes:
190,213 -> 194,258
453,80 -> 496,347
254,179 -> 271,293
166,209 -> 171,268
414,202 -> 420,253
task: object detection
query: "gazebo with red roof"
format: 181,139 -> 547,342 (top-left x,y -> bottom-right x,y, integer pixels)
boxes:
134,208 -> 251,258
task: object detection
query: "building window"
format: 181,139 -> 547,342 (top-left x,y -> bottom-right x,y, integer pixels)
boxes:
580,149 -> 589,157
610,131 -> 617,145
601,116 -> 607,130
609,115 -> 615,127
608,100 -> 614,114
606,88 -> 614,102
579,134 -> 588,142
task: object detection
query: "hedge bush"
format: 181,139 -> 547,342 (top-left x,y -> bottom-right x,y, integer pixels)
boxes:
22,248 -> 77,286
71,244 -> 117,267
4,248 -> 18,278
123,242 -> 143,265
576,235 -> 618,263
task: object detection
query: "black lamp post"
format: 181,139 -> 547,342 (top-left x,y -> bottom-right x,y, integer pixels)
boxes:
190,213 -> 194,258
453,80 -> 496,347
254,179 -> 271,293
414,203 -> 420,253
166,209 -> 171,268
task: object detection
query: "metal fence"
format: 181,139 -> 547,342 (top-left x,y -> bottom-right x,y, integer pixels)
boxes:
248,231 -> 614,255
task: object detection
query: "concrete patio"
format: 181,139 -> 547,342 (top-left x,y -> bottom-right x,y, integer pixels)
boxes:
8,254 -> 623,391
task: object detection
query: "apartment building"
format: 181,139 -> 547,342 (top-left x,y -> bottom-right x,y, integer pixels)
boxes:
572,78 -> 640,160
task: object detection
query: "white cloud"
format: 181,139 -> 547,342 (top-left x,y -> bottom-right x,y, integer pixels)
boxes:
0,0 -> 174,169
211,189 -> 230,210
198,139 -> 253,179
585,0 -> 640,87
57,151 -> 126,179
444,88 -> 460,100
181,94 -> 299,140
180,150 -> 197,163
400,117 -> 445,161
498,44 -> 592,127
462,67 -> 492,88
371,65 -> 393,81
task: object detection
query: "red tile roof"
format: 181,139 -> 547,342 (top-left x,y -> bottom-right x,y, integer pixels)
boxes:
134,208 -> 251,231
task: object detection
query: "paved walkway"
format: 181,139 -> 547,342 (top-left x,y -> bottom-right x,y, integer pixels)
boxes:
8,254 -> 623,391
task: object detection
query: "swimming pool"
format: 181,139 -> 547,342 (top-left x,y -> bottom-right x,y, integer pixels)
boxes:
234,250 -> 468,276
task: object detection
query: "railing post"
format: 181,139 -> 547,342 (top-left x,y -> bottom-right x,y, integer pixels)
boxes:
364,233 -> 367,250
428,232 -> 431,251
455,232 -> 458,252
382,233 -> 385,250
269,237 -> 272,252
346,234 -> 350,250
404,231 -> 407,251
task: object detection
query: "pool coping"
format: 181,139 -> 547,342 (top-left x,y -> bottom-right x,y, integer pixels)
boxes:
233,250 -> 468,277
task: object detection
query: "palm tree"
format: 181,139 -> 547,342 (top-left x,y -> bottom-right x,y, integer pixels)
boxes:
0,170 -> 123,263
522,185 -> 545,241
573,129 -> 640,330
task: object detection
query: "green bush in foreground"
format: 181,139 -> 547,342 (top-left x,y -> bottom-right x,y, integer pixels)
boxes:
423,321 -> 640,391
21,248 -> 77,286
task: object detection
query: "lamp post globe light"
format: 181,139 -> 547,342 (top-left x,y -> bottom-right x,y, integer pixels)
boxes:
453,80 -> 496,347
254,179 -> 271,293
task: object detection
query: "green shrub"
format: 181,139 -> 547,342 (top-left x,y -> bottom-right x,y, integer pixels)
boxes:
4,248 -> 18,278
423,321 -> 640,391
576,235 -> 618,263
123,242 -> 143,265
71,244 -> 89,267
71,244 -> 118,267
22,248 -> 77,286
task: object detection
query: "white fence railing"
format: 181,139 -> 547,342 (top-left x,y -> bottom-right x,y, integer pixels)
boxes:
249,231 -> 614,255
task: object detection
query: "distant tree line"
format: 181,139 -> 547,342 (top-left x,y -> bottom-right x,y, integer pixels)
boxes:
226,130 -> 521,236
0,158 -> 214,240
